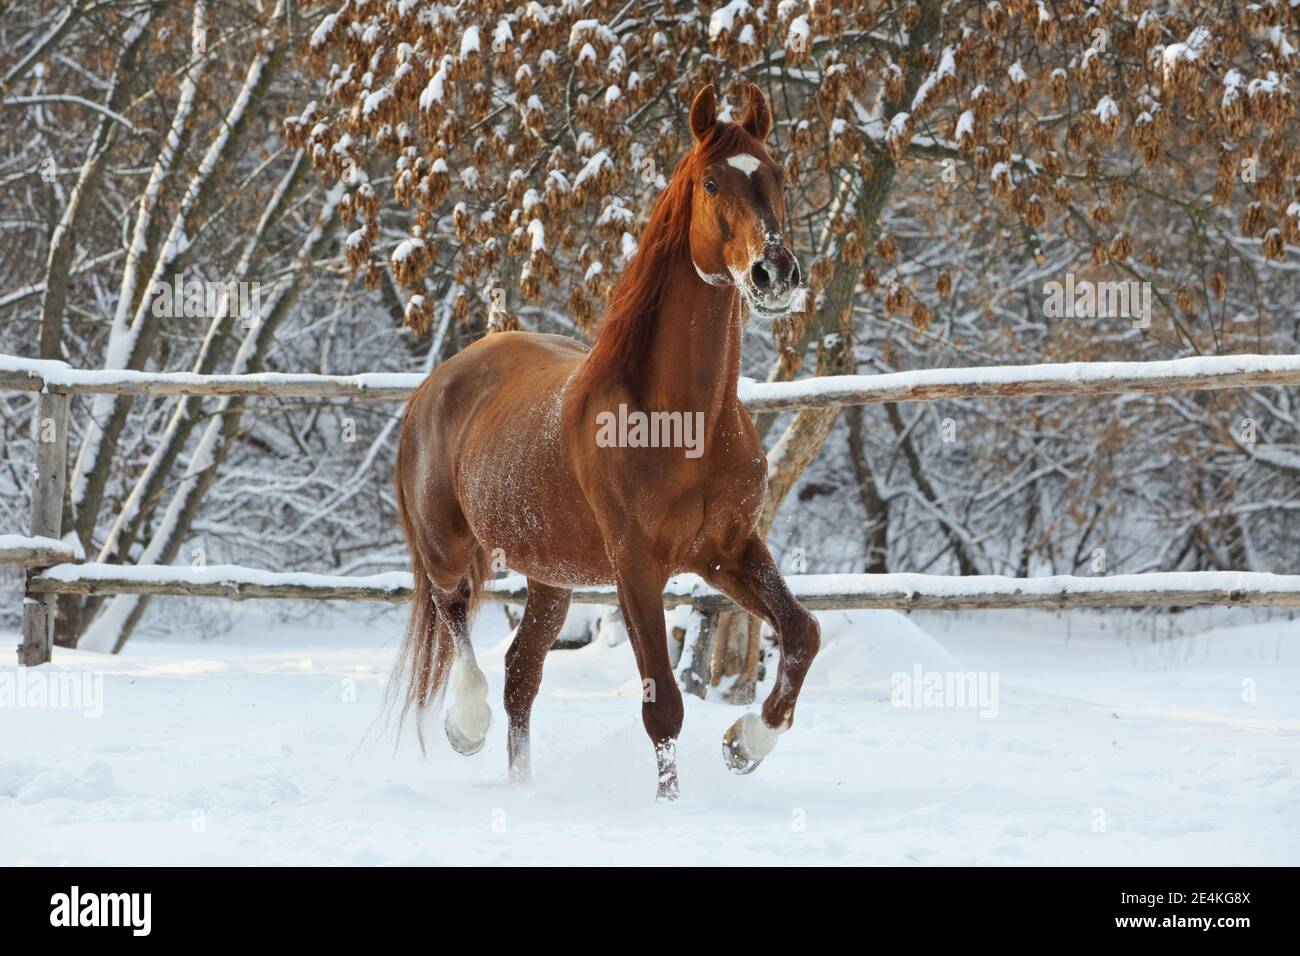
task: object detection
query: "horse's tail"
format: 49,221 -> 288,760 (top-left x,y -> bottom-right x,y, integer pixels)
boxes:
390,455 -> 491,747
389,556 -> 450,746
388,436 -> 450,747
465,543 -> 490,626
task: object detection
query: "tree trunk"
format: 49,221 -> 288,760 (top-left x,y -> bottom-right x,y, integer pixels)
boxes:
679,608 -> 718,699
77,185 -> 346,652
885,402 -> 978,575
67,3 -> 211,556
714,0 -> 945,697
37,14 -> 152,360
846,404 -> 889,572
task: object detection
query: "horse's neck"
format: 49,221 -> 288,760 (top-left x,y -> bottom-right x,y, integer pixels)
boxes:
641,259 -> 742,419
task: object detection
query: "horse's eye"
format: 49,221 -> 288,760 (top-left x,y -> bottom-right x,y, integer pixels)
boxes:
703,179 -> 719,194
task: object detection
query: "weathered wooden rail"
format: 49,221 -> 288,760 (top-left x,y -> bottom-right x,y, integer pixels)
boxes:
4,352 -> 1300,408
20,563 -> 1300,611
0,535 -> 80,569
4,351 -> 1299,673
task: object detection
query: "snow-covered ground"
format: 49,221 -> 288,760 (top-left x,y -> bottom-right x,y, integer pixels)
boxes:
2,603 -> 1297,865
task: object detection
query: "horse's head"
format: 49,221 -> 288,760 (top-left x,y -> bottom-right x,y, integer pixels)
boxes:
686,83 -> 801,320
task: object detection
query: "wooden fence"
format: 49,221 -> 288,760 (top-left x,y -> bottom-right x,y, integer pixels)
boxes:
14,561 -> 1300,611
5,351 -> 1300,679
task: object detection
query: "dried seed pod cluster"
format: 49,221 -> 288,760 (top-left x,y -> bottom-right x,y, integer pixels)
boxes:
290,0 -> 1298,341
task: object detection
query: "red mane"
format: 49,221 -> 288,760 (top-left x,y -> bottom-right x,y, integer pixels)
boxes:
578,122 -> 767,389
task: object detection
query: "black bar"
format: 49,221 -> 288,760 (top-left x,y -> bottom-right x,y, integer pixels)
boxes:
0,867 -> 1282,942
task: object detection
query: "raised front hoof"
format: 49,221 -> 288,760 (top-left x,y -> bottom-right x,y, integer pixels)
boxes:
445,708 -> 490,756
722,715 -> 770,775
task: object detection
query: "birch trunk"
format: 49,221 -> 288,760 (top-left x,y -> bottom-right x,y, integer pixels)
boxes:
67,2 -> 210,552
36,13 -> 152,360
78,184 -> 345,652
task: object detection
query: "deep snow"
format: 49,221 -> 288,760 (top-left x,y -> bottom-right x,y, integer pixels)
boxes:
2,603 -> 1297,865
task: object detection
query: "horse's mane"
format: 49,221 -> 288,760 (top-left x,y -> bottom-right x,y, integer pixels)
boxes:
577,121 -> 765,389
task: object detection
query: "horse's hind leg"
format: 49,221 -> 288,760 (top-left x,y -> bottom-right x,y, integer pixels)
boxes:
503,581 -> 571,782
437,578 -> 493,756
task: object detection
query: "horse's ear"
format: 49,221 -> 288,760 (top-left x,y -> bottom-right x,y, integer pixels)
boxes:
740,82 -> 772,142
689,84 -> 717,141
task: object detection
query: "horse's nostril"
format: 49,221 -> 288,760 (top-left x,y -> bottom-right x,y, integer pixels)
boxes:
750,262 -> 771,290
790,259 -> 801,287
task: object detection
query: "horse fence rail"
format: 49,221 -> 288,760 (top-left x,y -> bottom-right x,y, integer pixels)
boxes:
18,562 -> 1300,611
4,352 -> 1300,408
3,351 -> 1298,672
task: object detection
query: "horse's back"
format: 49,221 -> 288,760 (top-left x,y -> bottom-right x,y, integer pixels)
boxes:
419,329 -> 582,407
400,330 -> 606,585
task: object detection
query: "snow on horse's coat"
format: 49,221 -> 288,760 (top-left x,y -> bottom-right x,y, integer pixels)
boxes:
391,83 -> 813,800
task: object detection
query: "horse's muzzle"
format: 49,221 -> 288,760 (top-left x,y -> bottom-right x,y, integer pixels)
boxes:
746,246 -> 802,316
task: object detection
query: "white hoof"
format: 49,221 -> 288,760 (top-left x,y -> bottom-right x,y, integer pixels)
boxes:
722,712 -> 783,775
445,708 -> 490,756
444,657 -> 491,756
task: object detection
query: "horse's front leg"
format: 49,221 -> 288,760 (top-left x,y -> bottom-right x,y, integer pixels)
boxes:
612,552 -> 684,801
700,535 -> 820,774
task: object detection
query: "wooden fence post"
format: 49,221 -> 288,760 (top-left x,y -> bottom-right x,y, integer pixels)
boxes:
18,389 -> 71,666
677,607 -> 718,699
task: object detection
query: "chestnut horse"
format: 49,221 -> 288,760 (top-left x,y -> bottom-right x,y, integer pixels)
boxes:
394,83 -> 819,800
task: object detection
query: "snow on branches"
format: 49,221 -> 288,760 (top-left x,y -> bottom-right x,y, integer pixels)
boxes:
288,0 -> 1300,345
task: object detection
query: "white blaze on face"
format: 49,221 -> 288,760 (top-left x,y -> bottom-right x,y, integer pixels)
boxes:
726,153 -> 762,176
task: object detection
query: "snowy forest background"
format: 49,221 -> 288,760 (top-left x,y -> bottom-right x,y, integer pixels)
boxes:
2,0 -> 1299,652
